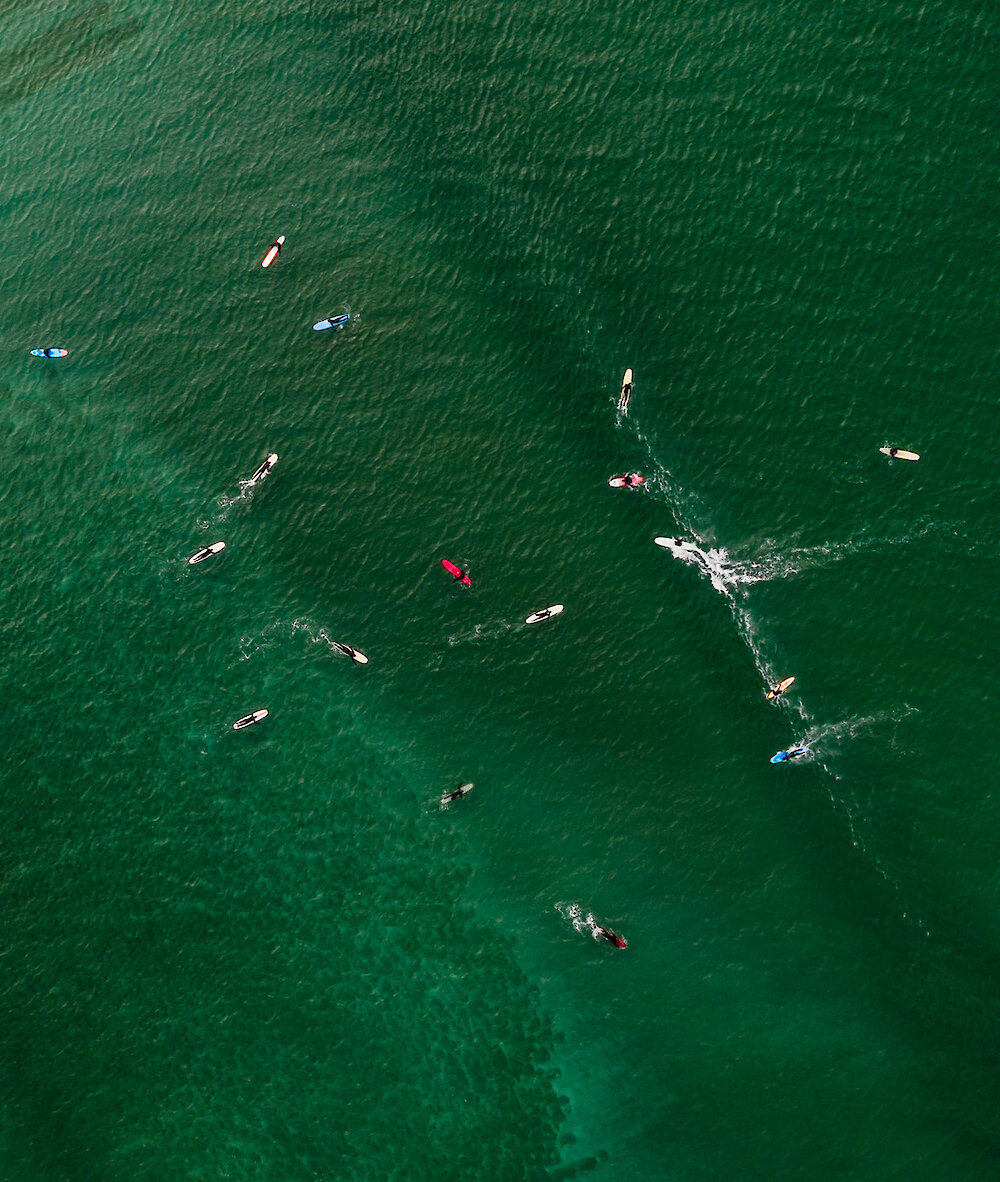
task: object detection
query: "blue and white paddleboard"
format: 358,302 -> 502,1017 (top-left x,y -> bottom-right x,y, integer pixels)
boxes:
312,314 -> 350,331
771,745 -> 808,764
30,348 -> 68,358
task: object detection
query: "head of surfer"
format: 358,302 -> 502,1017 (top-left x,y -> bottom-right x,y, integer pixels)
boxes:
889,447 -> 898,456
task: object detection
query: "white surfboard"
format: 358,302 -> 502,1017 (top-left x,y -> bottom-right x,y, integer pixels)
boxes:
248,453 -> 278,483
654,536 -> 698,554
261,235 -> 284,268
879,446 -> 919,461
525,604 -> 564,624
441,782 -> 473,805
618,368 -> 633,413
332,641 -> 369,665
232,708 -> 268,730
188,541 -> 226,565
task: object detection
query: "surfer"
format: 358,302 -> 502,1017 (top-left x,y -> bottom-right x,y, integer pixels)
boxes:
766,676 -> 795,701
888,447 -> 898,457
618,368 -> 633,413
442,782 -> 473,804
261,235 -> 284,268
593,924 -> 627,949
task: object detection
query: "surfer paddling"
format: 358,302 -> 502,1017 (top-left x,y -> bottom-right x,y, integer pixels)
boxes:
586,913 -> 627,948
261,235 -> 284,268
440,559 -> 471,586
766,676 -> 795,701
594,925 -> 627,948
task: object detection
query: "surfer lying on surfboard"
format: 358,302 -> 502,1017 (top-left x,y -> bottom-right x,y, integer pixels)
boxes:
585,913 -> 627,948
441,782 -> 473,804
609,473 -> 644,488
441,559 -> 471,586
766,676 -> 795,701
771,745 -> 809,764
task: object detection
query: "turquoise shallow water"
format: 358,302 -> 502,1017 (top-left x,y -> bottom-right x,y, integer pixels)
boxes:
2,0 -> 1000,1178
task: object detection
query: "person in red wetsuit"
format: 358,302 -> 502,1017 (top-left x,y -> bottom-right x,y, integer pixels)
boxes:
594,925 -> 627,949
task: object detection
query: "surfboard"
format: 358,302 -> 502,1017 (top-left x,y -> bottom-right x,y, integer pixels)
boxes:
879,446 -> 919,461
771,745 -> 808,764
312,313 -> 350,331
248,453 -> 278,483
233,709 -> 268,730
654,536 -> 698,554
618,368 -> 633,413
332,641 -> 369,665
441,782 -> 473,804
261,235 -> 284,268
29,348 -> 68,358
441,559 -> 471,585
609,474 -> 645,488
765,676 -> 796,701
187,541 -> 226,565
525,604 -> 564,624
593,926 -> 627,949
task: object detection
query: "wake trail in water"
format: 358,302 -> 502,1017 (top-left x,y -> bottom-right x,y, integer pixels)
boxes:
619,413 -> 939,731
198,456 -> 279,527
447,619 -> 517,646
239,617 -> 368,663
620,409 -> 933,921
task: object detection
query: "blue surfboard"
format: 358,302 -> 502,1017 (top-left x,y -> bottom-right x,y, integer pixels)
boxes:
312,314 -> 350,331
771,746 -> 808,764
30,348 -> 68,358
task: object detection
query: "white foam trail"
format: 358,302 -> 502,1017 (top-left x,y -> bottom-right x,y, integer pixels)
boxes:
556,902 -> 595,937
447,619 -> 515,646
199,482 -> 258,528
239,618 -> 365,662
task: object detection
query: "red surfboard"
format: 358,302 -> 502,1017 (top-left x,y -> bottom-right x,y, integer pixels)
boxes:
261,235 -> 285,268
441,558 -> 471,585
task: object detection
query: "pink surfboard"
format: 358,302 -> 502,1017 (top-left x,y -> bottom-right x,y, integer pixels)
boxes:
608,473 -> 645,488
441,558 -> 471,585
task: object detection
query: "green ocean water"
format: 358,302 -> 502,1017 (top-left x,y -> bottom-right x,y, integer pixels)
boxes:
2,0 -> 1000,1177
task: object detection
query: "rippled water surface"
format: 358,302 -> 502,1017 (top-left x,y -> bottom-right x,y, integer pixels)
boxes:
2,0 -> 1000,1178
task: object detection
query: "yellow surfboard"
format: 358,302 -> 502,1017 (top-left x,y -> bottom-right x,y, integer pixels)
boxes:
765,676 -> 795,700
618,368 -> 633,413
880,446 -> 919,461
